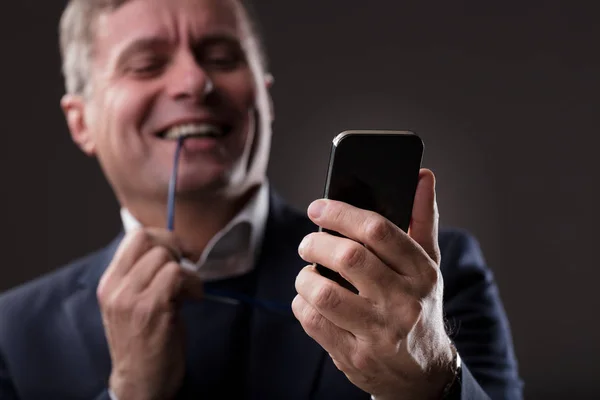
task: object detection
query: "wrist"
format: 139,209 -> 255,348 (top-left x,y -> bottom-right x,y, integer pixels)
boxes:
425,342 -> 461,400
373,342 -> 460,400
109,374 -> 179,400
109,373 -> 153,400
439,343 -> 461,399
427,342 -> 461,399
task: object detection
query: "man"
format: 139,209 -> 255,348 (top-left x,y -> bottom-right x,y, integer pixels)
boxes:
0,0 -> 523,398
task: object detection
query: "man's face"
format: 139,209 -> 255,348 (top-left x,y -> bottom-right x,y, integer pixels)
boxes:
63,0 -> 273,205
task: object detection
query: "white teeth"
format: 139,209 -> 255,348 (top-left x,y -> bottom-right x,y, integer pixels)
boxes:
163,123 -> 223,140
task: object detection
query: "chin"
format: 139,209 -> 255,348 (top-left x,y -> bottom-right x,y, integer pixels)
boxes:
175,170 -> 233,198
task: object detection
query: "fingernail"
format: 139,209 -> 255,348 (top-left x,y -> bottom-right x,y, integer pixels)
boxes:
308,200 -> 326,219
298,236 -> 309,256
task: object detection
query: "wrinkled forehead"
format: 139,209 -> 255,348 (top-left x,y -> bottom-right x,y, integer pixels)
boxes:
93,0 -> 246,62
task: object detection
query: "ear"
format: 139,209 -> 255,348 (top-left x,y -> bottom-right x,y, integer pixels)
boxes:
264,73 -> 275,122
60,93 -> 96,156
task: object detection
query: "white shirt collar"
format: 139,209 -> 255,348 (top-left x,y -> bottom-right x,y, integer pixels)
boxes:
119,182 -> 270,282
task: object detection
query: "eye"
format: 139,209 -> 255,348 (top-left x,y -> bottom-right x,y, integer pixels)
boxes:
200,43 -> 245,71
127,56 -> 167,77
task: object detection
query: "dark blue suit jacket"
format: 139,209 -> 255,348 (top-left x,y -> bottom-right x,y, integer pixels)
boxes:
0,192 -> 523,399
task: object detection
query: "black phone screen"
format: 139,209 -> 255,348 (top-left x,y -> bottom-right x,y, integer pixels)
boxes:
316,131 -> 424,293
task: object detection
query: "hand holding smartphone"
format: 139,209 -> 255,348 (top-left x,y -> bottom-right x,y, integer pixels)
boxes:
316,130 -> 424,293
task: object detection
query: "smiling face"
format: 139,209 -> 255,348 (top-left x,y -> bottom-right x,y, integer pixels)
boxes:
61,0 -> 273,208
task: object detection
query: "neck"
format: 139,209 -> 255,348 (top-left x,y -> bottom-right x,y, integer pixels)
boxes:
123,185 -> 260,261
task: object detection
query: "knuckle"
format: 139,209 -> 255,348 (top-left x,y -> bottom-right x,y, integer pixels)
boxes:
364,217 -> 393,243
96,276 -> 110,302
423,265 -> 440,289
302,306 -> 324,333
336,242 -> 365,271
331,356 -> 347,373
152,246 -> 173,263
131,228 -> 152,247
164,261 -> 181,277
413,263 -> 440,296
97,290 -> 111,310
351,351 -> 376,373
314,283 -> 342,310
104,291 -> 133,314
328,202 -> 345,222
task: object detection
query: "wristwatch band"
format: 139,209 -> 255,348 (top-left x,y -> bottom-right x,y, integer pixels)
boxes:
441,343 -> 462,399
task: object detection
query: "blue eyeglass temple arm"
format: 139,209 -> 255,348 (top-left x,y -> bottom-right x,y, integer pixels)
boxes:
166,137 -> 185,232
166,137 -> 292,316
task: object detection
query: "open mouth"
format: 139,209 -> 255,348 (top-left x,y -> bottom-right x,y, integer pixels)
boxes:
156,122 -> 232,140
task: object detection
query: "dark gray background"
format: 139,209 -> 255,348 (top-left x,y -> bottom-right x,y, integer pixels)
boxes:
1,1 -> 598,398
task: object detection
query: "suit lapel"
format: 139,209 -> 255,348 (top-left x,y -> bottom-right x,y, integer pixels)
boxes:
63,234 -> 124,386
246,191 -> 327,399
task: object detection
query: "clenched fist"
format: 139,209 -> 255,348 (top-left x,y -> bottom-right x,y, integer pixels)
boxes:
97,228 -> 203,400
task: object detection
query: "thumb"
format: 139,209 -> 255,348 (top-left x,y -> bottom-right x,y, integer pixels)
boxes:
408,169 -> 441,265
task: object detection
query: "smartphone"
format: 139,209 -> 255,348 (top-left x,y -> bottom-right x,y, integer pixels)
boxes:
316,130 -> 424,293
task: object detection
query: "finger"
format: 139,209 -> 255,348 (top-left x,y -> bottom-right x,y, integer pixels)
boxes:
298,232 -> 400,299
102,228 -> 181,284
145,262 -> 204,303
308,199 -> 420,276
292,294 -> 355,365
295,266 -> 381,336
144,228 -> 183,260
99,229 -> 154,294
146,261 -> 185,303
126,246 -> 178,293
99,228 -> 183,297
408,169 -> 441,265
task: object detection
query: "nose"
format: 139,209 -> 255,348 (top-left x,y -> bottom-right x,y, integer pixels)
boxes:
166,51 -> 213,101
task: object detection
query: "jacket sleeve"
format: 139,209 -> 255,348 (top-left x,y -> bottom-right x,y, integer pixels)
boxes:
0,351 -> 18,400
0,350 -> 114,400
440,230 -> 524,400
94,390 -> 114,400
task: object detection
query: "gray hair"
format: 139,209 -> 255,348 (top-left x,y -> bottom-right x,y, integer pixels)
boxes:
59,0 -> 268,96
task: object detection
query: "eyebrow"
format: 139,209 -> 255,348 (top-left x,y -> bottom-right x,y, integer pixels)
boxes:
113,37 -> 171,69
197,33 -> 242,49
114,32 -> 243,67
